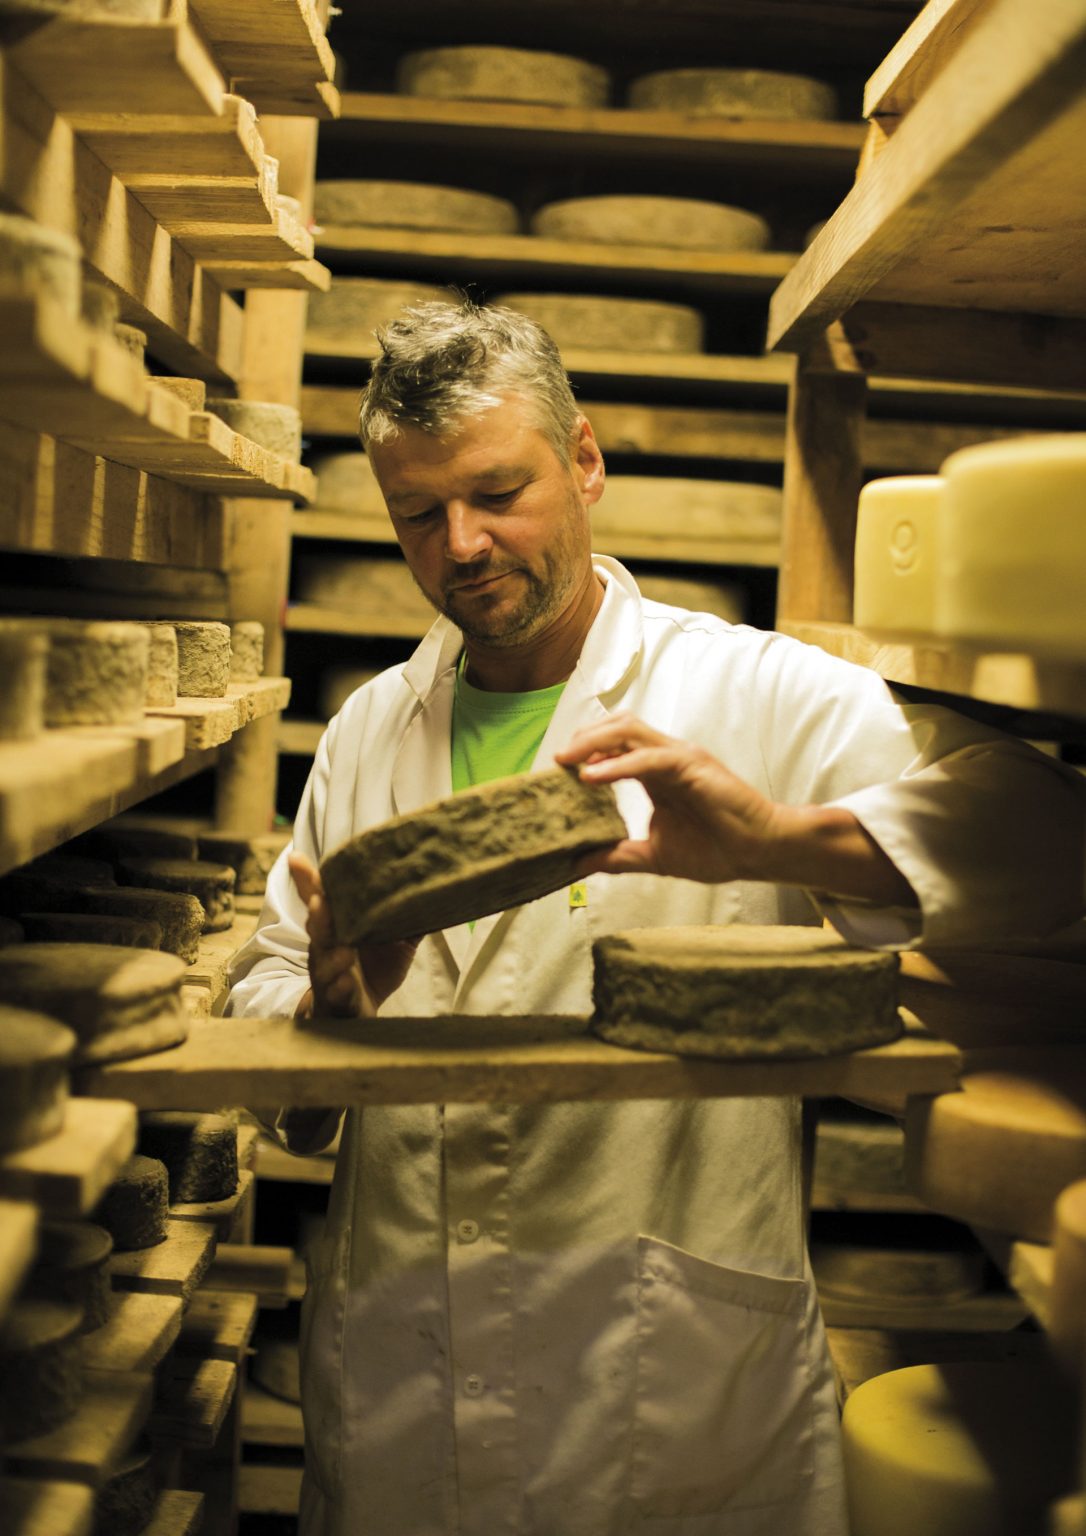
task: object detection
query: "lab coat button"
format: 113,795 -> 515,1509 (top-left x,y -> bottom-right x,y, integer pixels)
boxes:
464,1374 -> 484,1397
456,1219 -> 480,1244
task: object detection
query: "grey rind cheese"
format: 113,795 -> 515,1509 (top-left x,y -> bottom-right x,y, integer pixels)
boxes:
251,1335 -> 301,1402
308,451 -> 384,515
229,620 -> 264,681
0,943 -> 188,1065
139,623 -> 178,708
810,1240 -> 986,1303
172,621 -> 231,697
205,400 -> 302,461
116,858 -> 235,933
597,477 -> 782,546
321,766 -> 627,944
396,45 -> 609,108
530,195 -> 770,252
44,620 -> 150,727
20,912 -> 165,950
75,823 -> 199,863
77,885 -> 205,963
591,926 -> 900,1059
139,1110 -> 238,1203
25,853 -> 116,887
0,212 -> 82,317
0,620 -> 48,741
0,1006 -> 75,1154
33,1221 -> 115,1333
94,1154 -> 168,1250
627,67 -> 838,122
197,832 -> 266,895
295,556 -> 435,629
306,277 -> 451,340
94,1437 -> 157,1536
315,180 -> 519,235
0,1298 -> 84,1442
813,1115 -> 907,1199
494,291 -> 704,354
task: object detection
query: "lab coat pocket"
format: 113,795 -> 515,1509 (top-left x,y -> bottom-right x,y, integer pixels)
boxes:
298,1229 -> 347,1500
632,1236 -> 814,1518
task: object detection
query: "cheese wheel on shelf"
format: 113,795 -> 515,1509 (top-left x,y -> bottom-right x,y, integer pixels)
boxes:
627,66 -> 838,121
0,620 -> 48,741
307,277 -> 452,341
636,573 -> 745,624
936,433 -> 1086,658
811,1238 -> 986,1304
115,857 -> 235,933
597,476 -> 782,547
229,620 -> 265,681
295,555 -> 435,630
171,620 -> 231,697
853,475 -> 944,636
19,911 -> 165,949
494,291 -> 705,354
0,1006 -> 75,1154
315,180 -> 519,235
0,212 -> 82,317
139,622 -> 178,708
205,400 -> 302,461
396,45 -> 609,108
33,1220 -> 114,1332
0,1298 -> 84,1442
530,195 -> 770,252
94,1154 -> 169,1250
308,451 -> 386,515
43,620 -> 149,727
139,1110 -> 239,1203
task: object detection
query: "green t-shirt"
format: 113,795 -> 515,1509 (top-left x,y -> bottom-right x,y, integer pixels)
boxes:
451,655 -> 567,792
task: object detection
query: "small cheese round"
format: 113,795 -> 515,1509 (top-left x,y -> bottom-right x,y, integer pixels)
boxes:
43,621 -> 150,727
33,1220 -> 115,1332
530,195 -> 770,252
315,180 -> 519,235
229,620 -> 264,681
494,291 -> 705,354
0,1298 -> 84,1442
251,1335 -> 301,1402
0,212 -> 82,317
0,1006 -> 75,1154
854,476 -> 944,637
171,620 -> 232,698
139,1110 -> 238,1203
19,911 -> 165,949
138,622 -> 178,707
94,1437 -> 157,1536
396,45 -> 609,108
0,620 -> 48,742
94,1154 -> 168,1250
116,858 -> 235,933
306,277 -> 452,341
78,885 -> 204,963
627,67 -> 837,121
205,399 -> 302,461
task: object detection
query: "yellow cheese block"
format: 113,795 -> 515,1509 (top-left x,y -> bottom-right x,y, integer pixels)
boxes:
853,475 -> 944,636
906,1060 -> 1086,1240
494,291 -> 705,354
306,277 -> 451,341
842,1360 -> 1074,1536
937,433 -> 1086,657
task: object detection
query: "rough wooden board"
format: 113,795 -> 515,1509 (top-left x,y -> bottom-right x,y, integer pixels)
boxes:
0,1199 -> 38,1316
825,1322 -> 1050,1405
237,1461 -> 302,1515
184,912 -> 259,1003
151,1356 -> 236,1450
79,1289 -> 183,1374
864,0 -> 997,120
82,1014 -> 962,1108
229,72 -> 340,117
242,1381 -> 303,1447
171,1167 -> 255,1240
3,1367 -> 153,1486
109,1217 -> 216,1301
177,1289 -> 258,1365
68,95 -> 264,180
204,1243 -> 293,1307
254,1133 -> 334,1183
0,1098 -> 136,1219
190,0 -> 336,111
780,620 -> 1086,726
203,257 -> 331,292
818,1288 -> 1027,1332
143,1489 -> 204,1536
2,1475 -> 95,1536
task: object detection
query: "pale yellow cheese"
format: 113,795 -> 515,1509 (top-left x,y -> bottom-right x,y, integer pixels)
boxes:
627,67 -> 838,122
494,291 -> 705,354
307,277 -> 452,341
315,180 -> 519,235
853,475 -> 944,636
529,195 -> 770,252
309,451 -> 386,516
396,45 -> 609,108
598,476 -> 782,547
937,433 -> 1086,658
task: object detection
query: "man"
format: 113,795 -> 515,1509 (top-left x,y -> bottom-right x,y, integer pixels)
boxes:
228,300 -> 1084,1536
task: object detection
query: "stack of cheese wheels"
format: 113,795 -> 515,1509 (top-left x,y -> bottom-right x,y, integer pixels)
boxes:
116,856 -> 235,932
842,1359 -> 1072,1536
321,766 -> 626,944
494,291 -> 706,354
0,619 -> 48,740
853,475 -> 944,636
0,1006 -> 76,1153
636,572 -> 745,625
0,1297 -> 84,1442
307,277 -> 452,347
810,1227 -> 987,1306
627,66 -> 837,121
596,476 -> 782,548
0,211 -> 82,317
139,1111 -> 239,1202
936,434 -> 1086,657
33,1220 -> 115,1332
295,555 -> 435,633
315,180 -> 519,235
591,926 -> 901,1059
44,620 -> 150,727
813,1111 -> 908,1206
530,195 -> 770,252
396,45 -> 609,108
309,451 -> 386,516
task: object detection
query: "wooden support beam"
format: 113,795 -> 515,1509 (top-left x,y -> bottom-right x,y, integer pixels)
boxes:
0,1099 -> 136,1219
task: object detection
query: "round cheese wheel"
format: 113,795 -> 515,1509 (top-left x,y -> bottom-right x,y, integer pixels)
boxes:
591,926 -> 901,1059
493,291 -> 705,354
814,1114 -> 907,1200
44,620 -> 149,727
627,67 -> 838,121
139,1110 -> 238,1203
0,1298 -> 84,1443
295,555 -> 435,630
306,277 -> 452,340
205,399 -> 302,461
137,621 -> 178,708
937,434 -> 1086,658
76,886 -> 204,963
196,831 -> 269,896
308,451 -> 385,514
80,278 -> 121,332
811,1239 -> 985,1304
321,767 -> 627,944
530,195 -> 770,251
0,212 -> 82,317
94,1436 -> 157,1536
0,1006 -> 75,1154
33,1220 -> 114,1332
396,45 -> 609,108
598,477 -> 782,546
853,475 -> 945,636
229,620 -> 264,681
636,573 -> 745,624
0,620 -> 47,741
251,1335 -> 301,1402
94,1154 -> 168,1250
116,857 -> 235,933
171,620 -> 231,698
0,943 -> 188,1065
19,911 -> 165,949
76,822 -> 199,863
26,853 -> 116,887
315,180 -> 519,235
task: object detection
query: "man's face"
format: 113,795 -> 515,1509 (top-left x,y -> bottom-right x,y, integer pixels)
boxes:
368,394 -> 604,647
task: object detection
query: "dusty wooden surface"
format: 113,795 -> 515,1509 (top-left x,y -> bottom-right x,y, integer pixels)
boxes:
109,1217 -> 216,1302
79,1290 -> 183,1375
0,1098 -> 136,1219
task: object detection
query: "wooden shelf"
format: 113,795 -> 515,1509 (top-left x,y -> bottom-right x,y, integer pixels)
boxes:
183,912 -> 261,1017
0,1199 -> 38,1316
171,1168 -> 256,1240
145,1491 -> 204,1536
0,678 -> 291,875
285,599 -> 428,641
3,1367 -> 153,1486
190,0 -> 339,118
81,1013 -> 962,1109
205,1243 -> 294,1308
3,1476 -> 95,1536
151,1356 -> 237,1450
767,0 -> 1086,351
110,1218 -> 217,1303
977,1228 -> 1055,1330
242,1382 -> 302,1448
315,225 -> 795,300
779,620 -> 1086,726
178,1290 -> 259,1365
81,1291 -> 184,1375
254,1130 -> 335,1183
238,1461 -> 302,1517
0,1098 -> 136,1219
332,90 -> 866,177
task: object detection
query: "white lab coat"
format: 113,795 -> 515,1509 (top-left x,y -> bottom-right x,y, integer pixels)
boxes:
229,558 -> 1084,1536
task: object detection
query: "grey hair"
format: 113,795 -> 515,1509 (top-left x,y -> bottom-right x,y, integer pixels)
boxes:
358,297 -> 581,461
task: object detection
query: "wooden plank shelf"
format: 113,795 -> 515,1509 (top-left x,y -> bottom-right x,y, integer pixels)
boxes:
171,1168 -> 256,1241
779,620 -> 1086,726
110,1218 -> 217,1303
3,1476 -> 95,1536
767,0 -> 1086,351
205,256 -> 332,292
817,1287 -> 1029,1332
80,1013 -> 963,1109
205,1243 -> 294,1307
68,94 -> 265,183
254,1130 -> 335,1183
145,1490 -> 204,1536
151,1356 -> 237,1450
3,1367 -> 153,1486
977,1228 -> 1055,1330
238,1461 -> 302,1517
178,1289 -> 259,1365
190,0 -> 339,119
332,91 -> 866,178
81,1291 -> 184,1375
315,225 -> 795,300
242,1382 -> 302,1448
285,599 -> 428,642
0,1199 -> 38,1316
0,1098 -> 136,1219
183,911 -> 260,1017
0,679 -> 290,875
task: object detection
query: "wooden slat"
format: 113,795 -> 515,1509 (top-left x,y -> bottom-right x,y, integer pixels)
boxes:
864,0 -> 998,121
178,1290 -> 259,1365
204,257 -> 332,291
768,0 -> 1086,348
109,1218 -> 217,1302
0,1199 -> 38,1316
68,95 -> 264,180
80,1291 -> 184,1375
0,1098 -> 136,1219
254,1131 -> 335,1183
144,1490 -> 204,1536
190,0 -> 338,118
145,678 -> 291,752
238,1461 -> 302,1515
285,599 -> 427,641
80,1014 -> 962,1109
3,1477 -> 95,1536
151,1356 -> 237,1450
205,1243 -> 294,1307
171,1168 -> 256,1240
183,912 -> 260,1017
3,1368 -> 153,1486
242,1382 -> 302,1447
